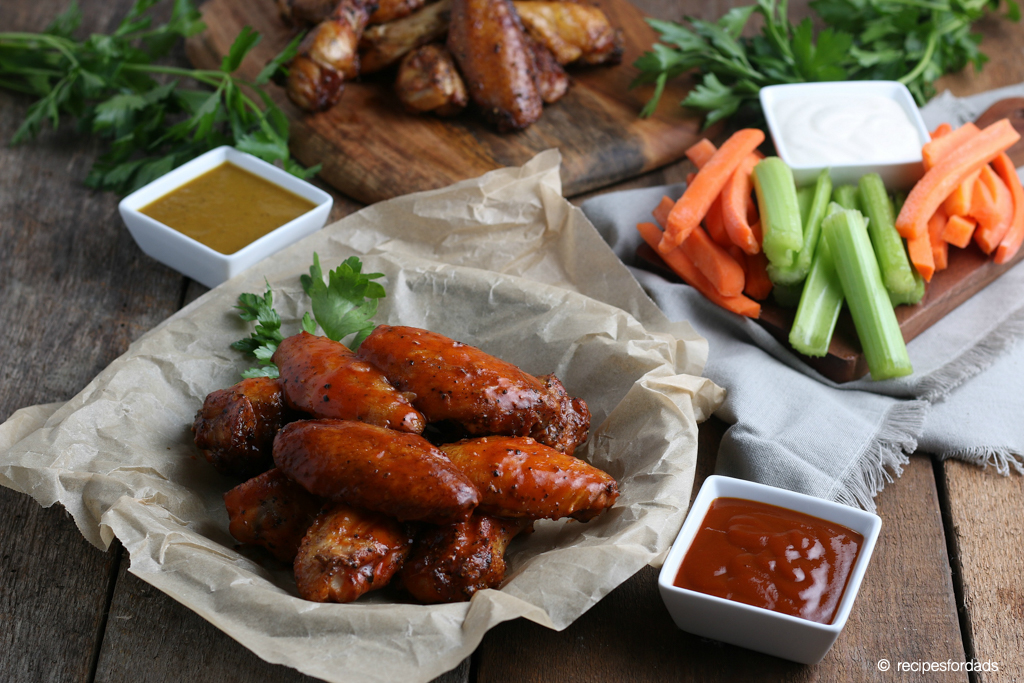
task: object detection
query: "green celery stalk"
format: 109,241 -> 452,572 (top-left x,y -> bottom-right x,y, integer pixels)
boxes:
789,237 -> 844,357
858,173 -> 917,297
832,184 -> 861,211
767,170 -> 833,286
889,269 -> 926,307
753,157 -> 803,269
823,209 -> 913,380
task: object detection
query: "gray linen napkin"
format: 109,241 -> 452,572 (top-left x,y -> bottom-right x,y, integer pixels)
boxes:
582,86 -> 1024,508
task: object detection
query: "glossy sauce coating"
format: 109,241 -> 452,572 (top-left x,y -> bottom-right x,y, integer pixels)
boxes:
294,503 -> 414,603
356,325 -> 590,454
441,436 -> 618,521
273,419 -> 480,524
223,468 -> 325,563
675,498 -> 864,624
273,332 -> 425,433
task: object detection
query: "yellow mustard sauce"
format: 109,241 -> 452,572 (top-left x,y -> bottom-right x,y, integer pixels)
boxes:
140,162 -> 317,255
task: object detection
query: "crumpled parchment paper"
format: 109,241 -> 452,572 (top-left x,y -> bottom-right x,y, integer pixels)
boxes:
0,149 -> 724,683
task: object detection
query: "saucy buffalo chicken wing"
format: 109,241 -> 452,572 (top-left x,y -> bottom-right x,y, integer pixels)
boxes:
273,331 -> 425,433
441,436 -> 618,521
356,325 -> 590,454
294,502 -> 414,602
192,376 -> 289,479
274,418 -> 480,524
223,468 -> 325,562
399,514 -> 529,603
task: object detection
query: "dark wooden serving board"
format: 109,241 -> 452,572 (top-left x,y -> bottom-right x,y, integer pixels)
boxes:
186,0 -> 711,204
638,237 -> 1024,383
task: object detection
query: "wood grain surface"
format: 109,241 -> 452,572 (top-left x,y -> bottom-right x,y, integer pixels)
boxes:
185,0 -> 711,204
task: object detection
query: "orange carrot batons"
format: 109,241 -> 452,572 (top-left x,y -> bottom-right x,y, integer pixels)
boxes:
744,251 -> 773,300
652,196 -> 674,228
927,206 -> 949,272
679,226 -> 746,297
659,128 -> 765,253
943,168 -> 981,217
722,153 -> 761,255
685,138 -> 717,168
972,164 -> 1014,254
930,123 -> 952,139
942,214 -> 977,248
991,152 -> 1024,264
921,122 -> 979,170
896,119 -> 1021,240
704,195 -> 732,248
908,225 -> 936,282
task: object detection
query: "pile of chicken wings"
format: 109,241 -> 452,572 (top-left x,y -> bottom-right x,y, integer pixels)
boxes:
279,0 -> 622,130
193,325 -> 619,604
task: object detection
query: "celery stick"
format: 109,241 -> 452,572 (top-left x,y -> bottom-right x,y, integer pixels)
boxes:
768,170 -> 833,286
773,281 -> 804,308
889,269 -> 926,307
823,209 -> 913,380
789,238 -> 844,357
832,184 -> 861,211
859,173 -> 917,297
753,157 -> 803,269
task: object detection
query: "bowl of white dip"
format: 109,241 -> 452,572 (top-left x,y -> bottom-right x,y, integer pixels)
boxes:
759,81 -> 931,189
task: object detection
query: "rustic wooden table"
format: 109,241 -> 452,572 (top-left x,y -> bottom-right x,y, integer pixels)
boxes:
2,0 -> 1023,681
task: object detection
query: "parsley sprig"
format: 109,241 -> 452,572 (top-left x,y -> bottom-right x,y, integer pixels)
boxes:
633,0 -> 1019,126
0,0 -> 317,194
231,254 -> 387,378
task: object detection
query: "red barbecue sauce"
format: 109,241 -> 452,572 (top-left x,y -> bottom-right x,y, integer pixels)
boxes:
675,498 -> 863,624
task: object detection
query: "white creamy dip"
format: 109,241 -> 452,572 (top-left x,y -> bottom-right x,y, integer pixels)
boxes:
771,94 -> 923,166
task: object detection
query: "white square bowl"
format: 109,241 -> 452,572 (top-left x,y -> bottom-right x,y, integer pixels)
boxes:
658,475 -> 882,664
760,81 -> 931,189
118,146 -> 332,289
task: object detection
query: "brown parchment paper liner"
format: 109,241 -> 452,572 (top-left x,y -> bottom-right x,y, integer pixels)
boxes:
0,150 -> 724,683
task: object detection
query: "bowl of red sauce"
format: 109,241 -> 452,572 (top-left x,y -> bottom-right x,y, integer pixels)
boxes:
658,475 -> 882,664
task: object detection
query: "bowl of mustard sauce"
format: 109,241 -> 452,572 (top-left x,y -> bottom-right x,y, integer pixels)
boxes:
118,146 -> 332,288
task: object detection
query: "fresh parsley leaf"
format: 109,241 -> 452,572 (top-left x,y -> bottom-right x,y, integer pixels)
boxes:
231,282 -> 284,378
220,25 -> 260,74
300,253 -> 386,349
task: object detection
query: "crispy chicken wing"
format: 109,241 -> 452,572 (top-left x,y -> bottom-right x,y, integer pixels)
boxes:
395,44 -> 468,116
356,325 -> 590,454
399,514 -> 529,603
441,436 -> 618,521
294,503 -> 414,602
513,1 -> 622,65
287,0 -> 378,111
446,0 -> 543,131
192,377 -> 289,479
359,0 -> 452,73
274,418 -> 480,524
223,468 -> 325,562
526,34 -> 569,104
273,331 -> 425,433
369,0 -> 431,24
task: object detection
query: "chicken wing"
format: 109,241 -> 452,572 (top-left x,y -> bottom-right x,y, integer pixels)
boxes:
356,325 -> 590,454
513,1 -> 622,65
446,0 -> 543,131
273,331 -> 425,433
441,436 -> 618,521
223,468 -> 325,562
369,0 -> 431,24
526,34 -> 568,104
287,0 -> 378,111
395,44 -> 468,116
274,419 -> 480,524
359,0 -> 452,74
399,514 -> 529,603
192,377 -> 289,479
294,503 -> 414,602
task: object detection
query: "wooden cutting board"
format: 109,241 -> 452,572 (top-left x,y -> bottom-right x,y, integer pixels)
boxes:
186,0 -> 710,204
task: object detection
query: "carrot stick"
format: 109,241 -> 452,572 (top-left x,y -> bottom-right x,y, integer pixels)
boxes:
652,196 -> 674,228
930,122 -> 952,139
686,172 -> 696,184
703,195 -> 732,248
991,152 -> 1024,264
685,139 -> 717,168
943,168 -> 981,217
972,164 -> 1014,254
679,225 -> 746,297
728,245 -> 747,276
637,222 -> 760,318
922,122 -> 980,170
744,251 -> 773,300
721,153 -> 761,255
895,118 -> 1021,240
941,214 -> 976,248
660,128 -> 765,252
928,206 -> 949,272
908,229 -> 935,282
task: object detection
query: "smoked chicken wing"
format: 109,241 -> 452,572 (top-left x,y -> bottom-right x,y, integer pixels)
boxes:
446,0 -> 543,131
274,419 -> 480,524
359,0 -> 452,73
273,331 -> 425,433
395,44 -> 468,116
356,325 -> 590,454
294,503 -> 414,602
193,376 -> 289,479
223,468 -> 325,562
526,35 -> 569,104
441,436 -> 618,521
399,514 -> 529,603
